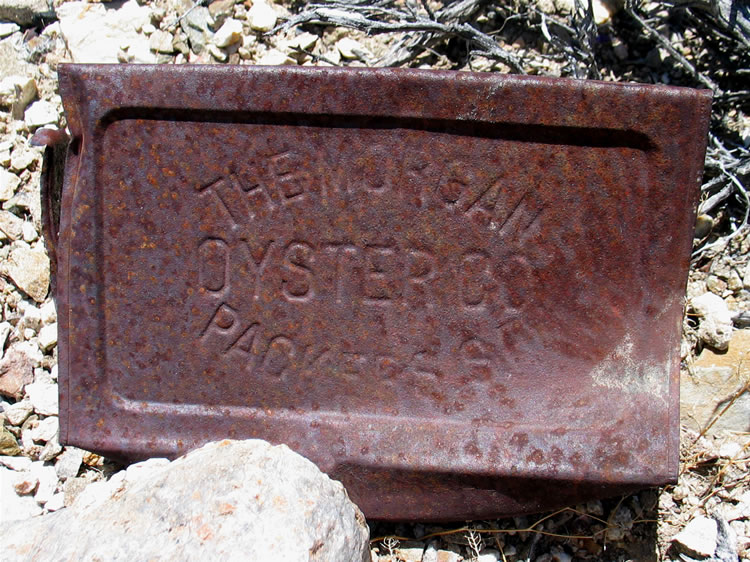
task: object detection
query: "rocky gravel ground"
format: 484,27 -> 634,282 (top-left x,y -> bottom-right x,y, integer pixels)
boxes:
0,0 -> 748,560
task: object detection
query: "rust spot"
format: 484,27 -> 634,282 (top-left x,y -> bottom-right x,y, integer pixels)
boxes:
196,524 -> 213,543
217,502 -> 236,515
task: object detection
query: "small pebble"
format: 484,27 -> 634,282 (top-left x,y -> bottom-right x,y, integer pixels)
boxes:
247,0 -> 277,32
213,18 -> 243,47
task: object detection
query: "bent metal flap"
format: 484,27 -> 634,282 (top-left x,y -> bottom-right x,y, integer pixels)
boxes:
46,64 -> 711,521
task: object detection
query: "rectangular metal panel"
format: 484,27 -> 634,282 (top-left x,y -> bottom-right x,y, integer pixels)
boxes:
51,64 -> 711,520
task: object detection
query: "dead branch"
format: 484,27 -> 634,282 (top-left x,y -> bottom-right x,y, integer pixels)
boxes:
626,5 -> 720,92
276,0 -> 525,72
662,0 -> 750,48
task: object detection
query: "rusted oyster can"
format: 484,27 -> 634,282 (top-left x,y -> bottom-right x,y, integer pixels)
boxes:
40,64 -> 711,520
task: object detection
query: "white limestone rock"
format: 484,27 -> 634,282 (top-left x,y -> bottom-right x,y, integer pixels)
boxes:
3,399 -> 32,426
247,0 -> 277,31
149,29 -> 175,54
19,304 -> 42,333
3,439 -> 370,561
45,492 -> 65,512
6,244 -> 50,303
29,415 -> 58,443
30,460 -> 58,505
21,220 -> 37,243
0,75 -> 36,119
672,516 -> 718,558
57,0 -> 156,64
23,100 -> 58,130
24,381 -> 58,416
213,18 -> 243,47
37,323 -> 57,352
257,48 -> 295,65
0,467 -> 43,522
40,300 -> 56,325
690,292 -> 733,350
0,454 -> 32,471
337,37 -> 371,60
0,210 -> 24,241
9,147 -> 36,172
0,22 -> 20,38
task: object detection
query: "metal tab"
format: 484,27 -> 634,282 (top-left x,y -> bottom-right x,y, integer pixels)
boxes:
53,64 -> 711,520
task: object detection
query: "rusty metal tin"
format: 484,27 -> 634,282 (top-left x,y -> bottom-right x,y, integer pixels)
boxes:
47,64 -> 711,521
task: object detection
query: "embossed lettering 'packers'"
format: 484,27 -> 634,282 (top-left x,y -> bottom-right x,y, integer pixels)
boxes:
49,64 -> 712,521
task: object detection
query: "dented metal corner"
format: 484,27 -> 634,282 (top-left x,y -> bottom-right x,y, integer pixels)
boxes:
31,126 -> 70,292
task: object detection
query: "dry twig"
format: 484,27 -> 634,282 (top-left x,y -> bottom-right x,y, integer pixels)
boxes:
275,0 -> 525,71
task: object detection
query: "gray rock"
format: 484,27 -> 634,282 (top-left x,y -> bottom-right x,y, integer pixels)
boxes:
672,515 -> 718,558
0,170 -> 18,202
3,399 -> 32,426
338,37 -> 371,60
6,244 -> 50,302
38,432 -> 62,461
728,268 -> 744,292
149,29 -> 175,54
713,512 -> 739,562
9,147 -> 37,172
29,415 -> 57,443
207,42 -> 227,61
24,381 -> 58,415
422,542 -> 439,562
0,35 -> 33,79
4,439 -> 370,561
433,548 -> 461,562
0,344 -> 35,400
691,292 -> 734,350
208,0 -> 235,28
63,476 -> 90,506
19,303 -> 42,333
0,467 -> 43,521
55,446 -> 83,480
0,0 -> 49,26
181,6 -> 213,54
3,189 -> 41,229
0,321 -> 11,360
0,75 -> 35,119
0,209 -> 24,240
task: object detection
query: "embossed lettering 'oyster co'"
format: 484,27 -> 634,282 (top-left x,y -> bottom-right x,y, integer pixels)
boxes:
192,143 -> 547,384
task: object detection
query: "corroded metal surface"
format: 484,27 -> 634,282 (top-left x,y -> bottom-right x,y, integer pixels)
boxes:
47,64 -> 712,521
